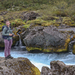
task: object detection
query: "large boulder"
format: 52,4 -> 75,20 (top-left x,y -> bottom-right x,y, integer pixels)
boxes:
41,61 -> 75,75
22,26 -> 71,53
0,57 -> 40,75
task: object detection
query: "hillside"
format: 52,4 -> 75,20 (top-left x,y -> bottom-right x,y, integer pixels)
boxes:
0,0 -> 75,16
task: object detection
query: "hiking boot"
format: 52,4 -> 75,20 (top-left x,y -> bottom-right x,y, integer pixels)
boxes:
5,56 -> 10,60
8,55 -> 13,59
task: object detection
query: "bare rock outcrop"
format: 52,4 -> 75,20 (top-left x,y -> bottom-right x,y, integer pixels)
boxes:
0,57 -> 40,75
41,60 -> 75,75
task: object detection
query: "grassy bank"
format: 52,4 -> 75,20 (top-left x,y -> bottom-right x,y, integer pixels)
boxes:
0,0 -> 75,31
0,0 -> 75,16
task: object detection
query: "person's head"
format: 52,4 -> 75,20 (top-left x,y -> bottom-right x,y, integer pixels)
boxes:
6,20 -> 10,27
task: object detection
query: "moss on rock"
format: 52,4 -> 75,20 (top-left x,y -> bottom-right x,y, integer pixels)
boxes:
73,44 -> 75,54
31,67 -> 40,75
26,46 -> 68,53
63,17 -> 75,26
26,47 -> 43,52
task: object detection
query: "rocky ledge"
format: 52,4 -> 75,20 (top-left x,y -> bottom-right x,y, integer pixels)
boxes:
0,57 -> 40,75
41,60 -> 75,75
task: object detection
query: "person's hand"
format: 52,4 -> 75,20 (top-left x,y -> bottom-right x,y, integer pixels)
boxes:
9,33 -> 13,36
13,35 -> 15,37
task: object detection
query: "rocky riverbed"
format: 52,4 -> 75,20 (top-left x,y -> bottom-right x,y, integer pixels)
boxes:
0,56 -> 75,75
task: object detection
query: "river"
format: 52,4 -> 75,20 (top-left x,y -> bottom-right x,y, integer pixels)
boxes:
0,46 -> 75,71
0,31 -> 75,71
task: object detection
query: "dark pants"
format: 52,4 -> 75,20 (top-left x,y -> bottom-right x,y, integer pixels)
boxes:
4,39 -> 12,57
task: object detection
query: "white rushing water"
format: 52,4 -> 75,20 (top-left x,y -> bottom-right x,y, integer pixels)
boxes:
0,48 -> 75,71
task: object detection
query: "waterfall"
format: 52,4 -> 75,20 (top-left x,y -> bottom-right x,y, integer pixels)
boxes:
14,32 -> 26,50
17,33 -> 23,46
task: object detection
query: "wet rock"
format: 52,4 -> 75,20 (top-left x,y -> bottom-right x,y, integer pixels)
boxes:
0,57 -> 40,75
29,50 -> 42,53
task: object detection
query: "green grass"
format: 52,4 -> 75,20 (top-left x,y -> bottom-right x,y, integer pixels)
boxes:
0,0 -> 75,17
0,0 -> 75,11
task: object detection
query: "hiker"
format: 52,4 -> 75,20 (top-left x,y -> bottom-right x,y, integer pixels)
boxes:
2,20 -> 14,60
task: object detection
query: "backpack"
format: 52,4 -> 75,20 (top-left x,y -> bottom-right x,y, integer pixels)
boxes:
2,25 -> 10,39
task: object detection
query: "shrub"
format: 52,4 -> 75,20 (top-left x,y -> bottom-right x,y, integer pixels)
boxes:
53,10 -> 68,17
10,19 -> 25,27
66,3 -> 75,16
55,1 -> 68,10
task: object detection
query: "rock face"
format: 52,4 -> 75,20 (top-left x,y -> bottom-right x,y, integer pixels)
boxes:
0,57 -> 40,75
22,26 -> 71,53
0,11 -> 8,15
21,11 -> 39,21
0,32 -> 4,47
41,66 -> 51,75
41,61 -> 75,75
